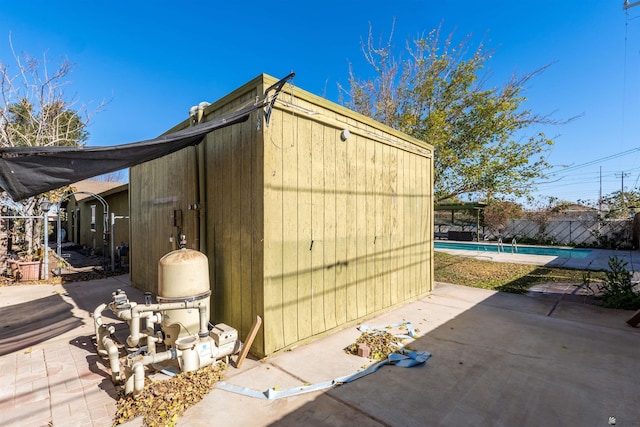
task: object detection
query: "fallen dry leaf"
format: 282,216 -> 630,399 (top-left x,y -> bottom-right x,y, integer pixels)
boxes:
113,362 -> 226,426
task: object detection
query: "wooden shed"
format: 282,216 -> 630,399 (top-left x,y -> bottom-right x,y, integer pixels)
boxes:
129,74 -> 434,357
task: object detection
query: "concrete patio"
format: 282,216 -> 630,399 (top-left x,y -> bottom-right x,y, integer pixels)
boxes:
0,264 -> 639,426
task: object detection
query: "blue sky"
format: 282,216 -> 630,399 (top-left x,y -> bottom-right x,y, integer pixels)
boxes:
1,1 -> 639,206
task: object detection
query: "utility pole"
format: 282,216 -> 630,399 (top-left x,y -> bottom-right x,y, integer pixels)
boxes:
616,171 -> 631,205
599,166 -> 602,214
624,0 -> 640,10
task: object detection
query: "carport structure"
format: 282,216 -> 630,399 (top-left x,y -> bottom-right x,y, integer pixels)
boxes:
435,202 -> 487,241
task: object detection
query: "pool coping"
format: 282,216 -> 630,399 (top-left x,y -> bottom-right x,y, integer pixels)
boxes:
434,241 -> 592,259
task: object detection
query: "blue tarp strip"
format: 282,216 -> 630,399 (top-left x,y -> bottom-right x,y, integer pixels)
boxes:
216,348 -> 431,400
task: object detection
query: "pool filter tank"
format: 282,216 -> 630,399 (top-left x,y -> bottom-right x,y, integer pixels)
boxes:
157,249 -> 211,348
93,248 -> 244,396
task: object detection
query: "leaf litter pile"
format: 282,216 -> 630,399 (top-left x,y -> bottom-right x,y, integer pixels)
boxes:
113,363 -> 226,427
344,331 -> 405,360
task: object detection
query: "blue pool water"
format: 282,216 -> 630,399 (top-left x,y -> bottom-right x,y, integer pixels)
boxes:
434,241 -> 591,259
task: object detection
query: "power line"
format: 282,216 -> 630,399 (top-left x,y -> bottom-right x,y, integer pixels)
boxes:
546,146 -> 640,175
534,167 -> 640,189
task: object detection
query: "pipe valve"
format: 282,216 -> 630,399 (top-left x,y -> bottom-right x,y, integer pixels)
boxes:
112,289 -> 131,309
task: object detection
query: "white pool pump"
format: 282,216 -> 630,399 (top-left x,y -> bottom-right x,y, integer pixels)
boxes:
93,248 -> 242,396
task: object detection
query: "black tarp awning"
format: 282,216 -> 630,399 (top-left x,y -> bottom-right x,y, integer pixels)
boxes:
0,73 -> 294,201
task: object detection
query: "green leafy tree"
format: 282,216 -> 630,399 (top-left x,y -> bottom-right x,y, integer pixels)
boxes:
0,41 -> 97,256
5,98 -> 88,148
600,190 -> 640,219
482,200 -> 522,237
343,24 -> 571,203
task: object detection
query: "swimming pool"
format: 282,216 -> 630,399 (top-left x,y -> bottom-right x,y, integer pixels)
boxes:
434,241 -> 592,259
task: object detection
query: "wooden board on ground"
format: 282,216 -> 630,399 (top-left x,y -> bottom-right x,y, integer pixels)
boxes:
235,315 -> 262,368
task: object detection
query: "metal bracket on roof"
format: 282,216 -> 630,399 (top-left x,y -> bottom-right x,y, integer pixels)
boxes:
263,72 -> 295,127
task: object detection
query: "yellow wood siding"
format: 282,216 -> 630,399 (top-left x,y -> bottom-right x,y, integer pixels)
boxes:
130,148 -> 198,293
261,84 -> 433,354
203,86 -> 265,353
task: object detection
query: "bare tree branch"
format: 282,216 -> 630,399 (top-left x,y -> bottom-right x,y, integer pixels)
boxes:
1,35 -> 105,254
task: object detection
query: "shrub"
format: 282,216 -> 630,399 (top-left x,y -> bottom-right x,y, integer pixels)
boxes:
596,257 -> 640,310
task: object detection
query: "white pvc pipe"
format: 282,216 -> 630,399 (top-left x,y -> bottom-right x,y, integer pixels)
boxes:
94,303 -> 116,356
125,300 -> 208,347
126,312 -> 148,348
93,303 -> 122,381
132,300 -> 209,314
111,213 -> 115,271
93,303 -> 107,354
133,362 -> 145,395
102,335 -> 121,382
125,349 -> 178,396
140,348 -> 177,366
43,210 -> 49,280
198,304 -> 208,337
145,317 -> 158,354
